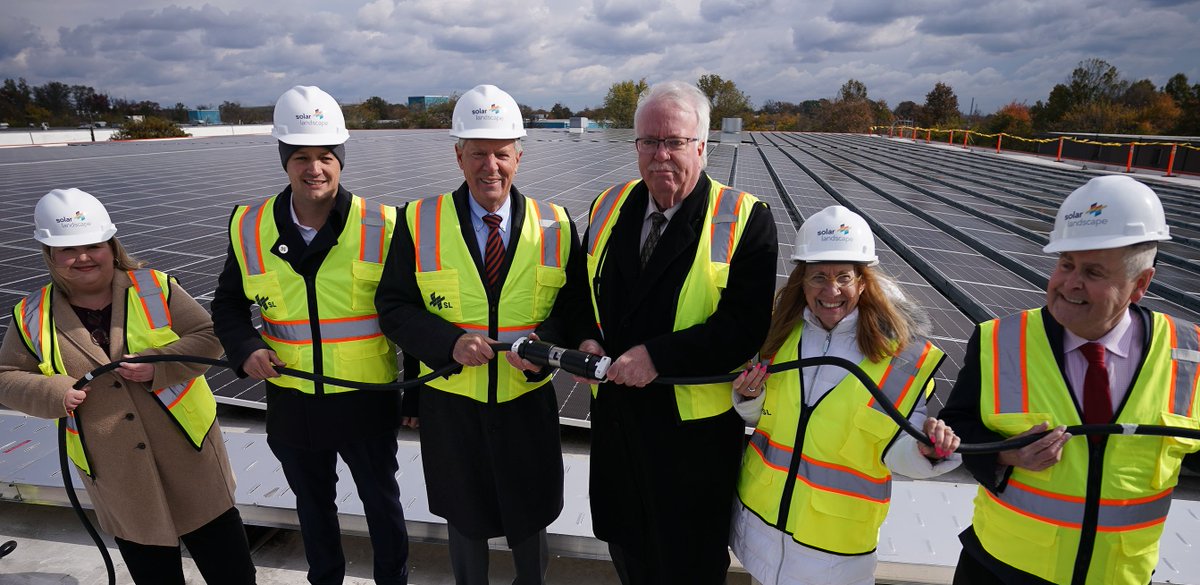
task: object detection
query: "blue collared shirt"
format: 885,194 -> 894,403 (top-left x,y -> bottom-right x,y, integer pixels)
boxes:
467,193 -> 512,255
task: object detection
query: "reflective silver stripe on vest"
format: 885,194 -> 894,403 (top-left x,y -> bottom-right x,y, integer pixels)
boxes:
587,184 -> 624,255
997,480 -> 1171,530
414,196 -> 443,273
20,292 -> 46,362
131,270 -> 169,329
797,456 -> 891,503
749,430 -> 790,469
531,200 -> 562,268
239,202 -> 269,276
710,188 -> 744,264
457,323 -> 537,345
749,429 -> 891,502
262,316 -> 382,344
360,203 -> 386,264
65,412 -> 81,434
994,313 -> 1028,414
869,342 -> 929,416
1171,317 -> 1200,416
154,379 -> 195,409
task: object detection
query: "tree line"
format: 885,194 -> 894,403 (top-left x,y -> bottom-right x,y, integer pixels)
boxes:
4,58 -> 1197,137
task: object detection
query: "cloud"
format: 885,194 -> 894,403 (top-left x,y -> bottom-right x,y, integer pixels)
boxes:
1,0 -> 1197,116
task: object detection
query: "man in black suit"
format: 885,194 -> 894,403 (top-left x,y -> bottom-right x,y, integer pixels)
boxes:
576,80 -> 778,584
374,84 -> 586,585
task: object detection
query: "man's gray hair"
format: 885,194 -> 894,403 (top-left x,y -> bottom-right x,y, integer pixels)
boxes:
455,138 -> 523,154
634,81 -> 711,168
1122,241 -> 1158,280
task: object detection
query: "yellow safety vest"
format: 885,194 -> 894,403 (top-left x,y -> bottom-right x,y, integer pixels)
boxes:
407,193 -> 570,403
229,194 -> 398,394
585,179 -> 758,420
736,322 -> 943,554
13,270 -> 217,477
974,309 -> 1200,585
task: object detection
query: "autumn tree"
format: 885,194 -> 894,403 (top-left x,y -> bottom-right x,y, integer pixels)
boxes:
697,74 -> 752,128
602,78 -> 648,128
815,80 -> 874,132
985,102 -> 1033,136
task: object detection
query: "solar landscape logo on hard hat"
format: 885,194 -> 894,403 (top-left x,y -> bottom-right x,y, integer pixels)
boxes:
817,223 -> 853,242
294,108 -> 329,127
54,211 -> 90,229
1063,202 -> 1109,228
471,103 -> 504,121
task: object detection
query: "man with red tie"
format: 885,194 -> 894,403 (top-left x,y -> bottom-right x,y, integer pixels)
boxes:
374,84 -> 586,585
940,175 -> 1200,585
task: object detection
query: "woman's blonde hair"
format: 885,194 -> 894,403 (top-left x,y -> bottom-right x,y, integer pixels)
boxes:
760,263 -> 930,362
42,236 -> 145,297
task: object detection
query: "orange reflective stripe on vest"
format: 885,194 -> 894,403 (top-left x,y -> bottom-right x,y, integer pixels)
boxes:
262,314 -> 384,344
129,269 -> 171,329
530,199 -> 563,268
990,478 -> 1172,532
1166,314 -> 1200,416
413,195 -> 444,272
586,181 -> 636,256
710,187 -> 745,264
237,201 -> 270,276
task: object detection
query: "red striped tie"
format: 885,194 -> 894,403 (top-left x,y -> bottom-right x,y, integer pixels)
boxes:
483,213 -> 504,287
1080,342 -> 1113,440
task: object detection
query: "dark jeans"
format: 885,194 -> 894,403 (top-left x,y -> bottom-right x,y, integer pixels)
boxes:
269,434 -> 409,585
114,506 -> 255,585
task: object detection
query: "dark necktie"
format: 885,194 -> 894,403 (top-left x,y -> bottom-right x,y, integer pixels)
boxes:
1080,342 -> 1113,432
483,213 -> 504,286
640,212 -> 668,269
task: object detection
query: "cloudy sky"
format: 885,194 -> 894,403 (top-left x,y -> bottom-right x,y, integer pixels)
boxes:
3,0 -> 1199,114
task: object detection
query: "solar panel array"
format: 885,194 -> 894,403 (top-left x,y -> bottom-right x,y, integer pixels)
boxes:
1,129 -> 1197,423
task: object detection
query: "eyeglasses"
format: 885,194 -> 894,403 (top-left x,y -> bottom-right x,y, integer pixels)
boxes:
634,137 -> 699,153
803,273 -> 859,290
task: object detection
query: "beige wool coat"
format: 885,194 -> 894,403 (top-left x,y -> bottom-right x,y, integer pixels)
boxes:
0,270 -> 237,546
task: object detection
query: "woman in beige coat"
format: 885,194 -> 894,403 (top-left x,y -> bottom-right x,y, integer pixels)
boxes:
0,188 -> 255,584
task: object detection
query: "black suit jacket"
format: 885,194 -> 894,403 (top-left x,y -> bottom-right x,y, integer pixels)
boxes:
581,172 -> 778,573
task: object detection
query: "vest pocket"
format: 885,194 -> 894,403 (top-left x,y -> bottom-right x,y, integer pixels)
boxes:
533,265 -> 566,317
351,260 -> 384,312
839,405 -> 895,463
985,412 -> 1056,481
1153,411 -> 1200,489
414,269 -> 463,323
245,272 -> 287,318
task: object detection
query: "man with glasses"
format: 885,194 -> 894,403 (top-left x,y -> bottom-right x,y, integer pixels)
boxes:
574,80 -> 778,584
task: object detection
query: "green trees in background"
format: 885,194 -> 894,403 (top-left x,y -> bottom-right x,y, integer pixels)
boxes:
601,78 -> 649,129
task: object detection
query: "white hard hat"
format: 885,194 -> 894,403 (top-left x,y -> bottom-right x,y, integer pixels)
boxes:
450,84 -> 526,140
33,188 -> 118,247
1044,175 -> 1171,253
271,85 -> 350,146
791,205 -> 878,265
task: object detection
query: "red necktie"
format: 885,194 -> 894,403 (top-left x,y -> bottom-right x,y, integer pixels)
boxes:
483,213 -> 504,287
1080,342 -> 1113,430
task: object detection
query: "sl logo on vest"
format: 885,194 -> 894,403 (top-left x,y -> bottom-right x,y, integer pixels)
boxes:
255,294 -> 277,310
429,292 -> 452,311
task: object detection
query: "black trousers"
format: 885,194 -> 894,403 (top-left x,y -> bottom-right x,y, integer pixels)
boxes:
114,506 -> 255,585
269,434 -> 409,585
447,523 -> 548,585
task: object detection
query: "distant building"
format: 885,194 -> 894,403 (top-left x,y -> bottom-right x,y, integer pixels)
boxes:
408,96 -> 450,112
188,110 -> 222,125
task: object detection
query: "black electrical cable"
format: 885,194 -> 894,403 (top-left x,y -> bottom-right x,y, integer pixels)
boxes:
0,539 -> 16,560
655,355 -> 1200,453
54,344 -> 1200,584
